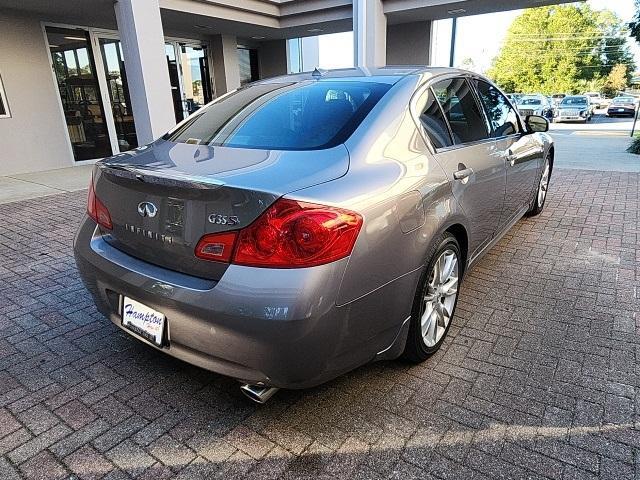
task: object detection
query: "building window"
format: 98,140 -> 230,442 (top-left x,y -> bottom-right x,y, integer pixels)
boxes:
238,47 -> 259,86
0,73 -> 10,118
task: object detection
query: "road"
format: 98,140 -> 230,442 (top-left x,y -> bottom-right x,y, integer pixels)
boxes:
548,110 -> 640,172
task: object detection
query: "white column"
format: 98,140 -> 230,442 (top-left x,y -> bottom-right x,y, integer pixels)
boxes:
211,34 -> 240,95
115,0 -> 175,144
353,0 -> 386,67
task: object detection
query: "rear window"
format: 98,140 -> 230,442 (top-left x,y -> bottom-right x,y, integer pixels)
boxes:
166,80 -> 391,150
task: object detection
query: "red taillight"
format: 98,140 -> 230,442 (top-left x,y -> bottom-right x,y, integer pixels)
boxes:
87,176 -> 113,230
194,199 -> 363,268
195,232 -> 237,262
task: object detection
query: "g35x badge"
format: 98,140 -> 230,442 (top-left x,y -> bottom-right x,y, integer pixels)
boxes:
208,214 -> 240,226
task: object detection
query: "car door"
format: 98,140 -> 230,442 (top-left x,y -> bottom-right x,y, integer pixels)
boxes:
416,76 -> 506,257
474,79 -> 542,228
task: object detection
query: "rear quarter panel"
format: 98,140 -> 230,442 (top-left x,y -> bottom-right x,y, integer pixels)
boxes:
287,75 -> 469,352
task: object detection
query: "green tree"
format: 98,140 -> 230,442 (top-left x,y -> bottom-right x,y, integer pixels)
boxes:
629,0 -> 640,43
603,64 -> 629,96
488,4 -> 634,94
598,10 -> 635,81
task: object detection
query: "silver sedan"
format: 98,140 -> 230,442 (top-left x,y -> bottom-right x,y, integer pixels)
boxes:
74,68 -> 553,403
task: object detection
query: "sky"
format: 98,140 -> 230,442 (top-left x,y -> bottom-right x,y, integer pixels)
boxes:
316,0 -> 640,72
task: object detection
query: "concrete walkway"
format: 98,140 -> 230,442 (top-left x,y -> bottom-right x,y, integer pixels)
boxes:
0,164 -> 93,205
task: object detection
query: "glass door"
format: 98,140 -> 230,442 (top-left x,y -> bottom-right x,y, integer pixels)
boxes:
179,45 -> 212,117
98,38 -> 138,151
238,47 -> 259,85
165,42 -> 213,122
165,43 -> 184,123
46,26 -> 113,161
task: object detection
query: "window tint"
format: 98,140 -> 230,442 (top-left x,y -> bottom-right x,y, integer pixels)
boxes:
418,88 -> 453,149
167,80 -> 391,150
475,80 -> 519,138
432,78 -> 489,144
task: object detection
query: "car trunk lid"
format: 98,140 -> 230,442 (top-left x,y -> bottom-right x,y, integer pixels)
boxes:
94,140 -> 349,280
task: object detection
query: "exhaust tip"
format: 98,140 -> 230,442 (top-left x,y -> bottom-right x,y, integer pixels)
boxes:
240,384 -> 279,404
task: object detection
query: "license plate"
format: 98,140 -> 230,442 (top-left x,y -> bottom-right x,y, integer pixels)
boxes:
618,109 -> 625,112
121,296 -> 165,346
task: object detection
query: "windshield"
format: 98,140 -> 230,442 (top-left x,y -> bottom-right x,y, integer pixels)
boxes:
613,97 -> 634,104
519,98 -> 542,105
166,80 -> 391,150
561,97 -> 587,106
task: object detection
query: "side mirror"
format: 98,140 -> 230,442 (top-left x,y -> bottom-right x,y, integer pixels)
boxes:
525,114 -> 549,133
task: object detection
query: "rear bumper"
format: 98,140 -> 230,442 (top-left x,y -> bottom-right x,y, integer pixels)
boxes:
607,108 -> 635,116
73,218 -> 414,389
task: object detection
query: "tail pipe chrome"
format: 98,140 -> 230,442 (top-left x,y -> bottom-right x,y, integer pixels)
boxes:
240,384 -> 279,404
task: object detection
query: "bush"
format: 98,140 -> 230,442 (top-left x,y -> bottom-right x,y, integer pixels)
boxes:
627,136 -> 640,154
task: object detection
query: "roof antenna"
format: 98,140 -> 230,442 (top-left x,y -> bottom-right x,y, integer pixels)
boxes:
312,67 -> 324,79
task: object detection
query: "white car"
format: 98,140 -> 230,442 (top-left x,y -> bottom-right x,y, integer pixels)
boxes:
555,95 -> 593,123
583,92 -> 603,109
516,95 -> 554,120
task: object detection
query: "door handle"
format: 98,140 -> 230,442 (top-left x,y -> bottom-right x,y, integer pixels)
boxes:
453,167 -> 473,181
505,149 -> 516,166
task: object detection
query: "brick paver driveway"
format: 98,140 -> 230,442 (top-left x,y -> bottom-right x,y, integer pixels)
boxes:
1,169 -> 639,479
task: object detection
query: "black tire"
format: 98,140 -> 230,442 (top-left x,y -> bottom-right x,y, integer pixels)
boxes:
401,232 -> 461,363
526,154 -> 551,217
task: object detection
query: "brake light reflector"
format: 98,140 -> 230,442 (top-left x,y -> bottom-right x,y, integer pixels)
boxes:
87,175 -> 113,230
195,232 -> 238,262
233,199 -> 362,268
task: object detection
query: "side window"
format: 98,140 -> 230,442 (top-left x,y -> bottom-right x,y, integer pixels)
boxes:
432,78 -> 489,144
475,80 -> 519,137
417,88 -> 453,149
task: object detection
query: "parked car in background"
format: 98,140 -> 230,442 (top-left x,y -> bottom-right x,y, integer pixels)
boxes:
73,68 -> 554,403
583,92 -> 603,109
551,93 -> 566,106
516,95 -> 554,120
555,95 -> 593,123
606,96 -> 637,117
506,93 -> 523,104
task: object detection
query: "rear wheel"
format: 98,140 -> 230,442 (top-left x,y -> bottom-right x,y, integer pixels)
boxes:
401,233 -> 461,362
526,154 -> 551,217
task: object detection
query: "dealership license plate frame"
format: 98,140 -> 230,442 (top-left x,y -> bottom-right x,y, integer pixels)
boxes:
121,296 -> 166,347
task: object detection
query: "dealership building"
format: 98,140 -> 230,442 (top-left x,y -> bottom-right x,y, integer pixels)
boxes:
0,0 -> 566,176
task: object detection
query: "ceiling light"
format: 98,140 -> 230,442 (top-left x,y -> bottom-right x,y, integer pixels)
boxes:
251,36 -> 266,39
307,28 -> 323,33
194,25 -> 211,29
447,8 -> 466,15
63,36 -> 86,41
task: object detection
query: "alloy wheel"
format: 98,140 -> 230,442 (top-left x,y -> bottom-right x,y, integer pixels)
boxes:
421,249 -> 459,347
537,160 -> 550,208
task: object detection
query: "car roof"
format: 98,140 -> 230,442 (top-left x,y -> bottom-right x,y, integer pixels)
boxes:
254,66 -> 478,86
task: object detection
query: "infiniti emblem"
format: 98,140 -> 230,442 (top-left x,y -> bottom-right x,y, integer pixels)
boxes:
137,201 -> 157,218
